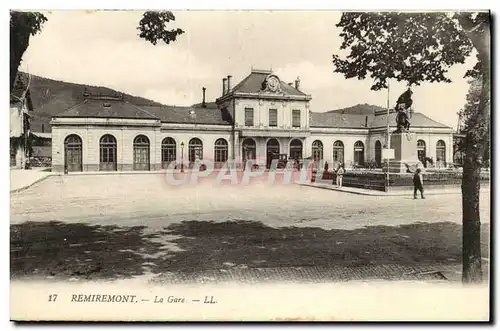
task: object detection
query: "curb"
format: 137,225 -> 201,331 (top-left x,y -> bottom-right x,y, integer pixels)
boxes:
60,169 -> 294,176
300,183 -> 389,196
10,174 -> 57,194
299,183 -> 468,196
63,171 -> 168,176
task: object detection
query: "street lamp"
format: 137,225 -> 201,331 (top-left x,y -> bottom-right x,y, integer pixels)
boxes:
181,142 -> 185,173
385,81 -> 391,192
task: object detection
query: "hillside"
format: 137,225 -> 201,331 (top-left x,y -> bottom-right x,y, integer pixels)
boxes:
327,103 -> 387,115
23,73 -> 164,133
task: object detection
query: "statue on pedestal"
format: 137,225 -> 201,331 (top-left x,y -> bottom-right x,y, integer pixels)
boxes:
394,88 -> 413,133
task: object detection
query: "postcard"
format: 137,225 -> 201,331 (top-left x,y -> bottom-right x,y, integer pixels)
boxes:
9,9 -> 491,322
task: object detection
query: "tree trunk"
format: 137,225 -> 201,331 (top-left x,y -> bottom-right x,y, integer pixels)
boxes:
461,141 -> 483,283
461,90 -> 488,283
461,34 -> 490,284
455,13 -> 491,284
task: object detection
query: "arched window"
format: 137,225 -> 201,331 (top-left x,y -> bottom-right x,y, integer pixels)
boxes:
354,141 -> 364,166
417,139 -> 426,163
436,140 -> 446,166
161,137 -> 176,168
99,134 -> 117,171
189,138 -> 203,162
214,138 -> 228,163
64,134 -> 82,172
312,140 -> 323,162
333,140 -> 344,164
133,135 -> 150,171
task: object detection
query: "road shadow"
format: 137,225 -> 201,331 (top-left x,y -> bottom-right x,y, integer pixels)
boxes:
10,221 -> 163,280
10,220 -> 490,281
151,220 -> 490,274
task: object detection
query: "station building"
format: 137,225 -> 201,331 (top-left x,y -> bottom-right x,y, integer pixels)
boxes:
50,69 -> 454,172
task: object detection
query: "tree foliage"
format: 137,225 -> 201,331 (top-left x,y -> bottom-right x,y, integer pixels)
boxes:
10,11 -> 47,92
138,11 -> 185,45
457,78 -> 490,164
332,12 -> 488,90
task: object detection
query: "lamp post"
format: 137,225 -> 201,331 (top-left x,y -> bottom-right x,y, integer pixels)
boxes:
181,142 -> 185,173
385,81 -> 390,192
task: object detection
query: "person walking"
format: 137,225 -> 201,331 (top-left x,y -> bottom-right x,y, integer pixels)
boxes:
413,168 -> 425,199
336,164 -> 345,188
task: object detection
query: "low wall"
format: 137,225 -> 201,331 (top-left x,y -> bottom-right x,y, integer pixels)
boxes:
311,169 -> 490,192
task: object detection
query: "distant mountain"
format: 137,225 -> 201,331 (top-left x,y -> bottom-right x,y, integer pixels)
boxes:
327,103 -> 387,115
22,73 -> 164,133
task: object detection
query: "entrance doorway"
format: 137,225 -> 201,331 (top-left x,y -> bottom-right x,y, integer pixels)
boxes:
417,140 -> 426,164
375,140 -> 382,167
65,134 -> 83,172
242,138 -> 256,166
289,139 -> 303,161
133,135 -> 150,171
99,134 -> 117,171
266,138 -> 280,168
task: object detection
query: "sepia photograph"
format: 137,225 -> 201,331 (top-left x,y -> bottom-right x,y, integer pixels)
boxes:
9,8 -> 491,322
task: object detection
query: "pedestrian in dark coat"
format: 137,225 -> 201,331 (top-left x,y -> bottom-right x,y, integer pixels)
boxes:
413,168 -> 425,199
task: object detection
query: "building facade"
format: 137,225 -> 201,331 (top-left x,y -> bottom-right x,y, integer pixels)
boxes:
51,69 -> 454,173
10,72 -> 34,169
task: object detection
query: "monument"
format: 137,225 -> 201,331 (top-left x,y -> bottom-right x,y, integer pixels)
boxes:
384,88 -> 423,173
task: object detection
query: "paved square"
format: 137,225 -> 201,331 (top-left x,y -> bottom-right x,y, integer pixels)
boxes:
10,174 -> 490,283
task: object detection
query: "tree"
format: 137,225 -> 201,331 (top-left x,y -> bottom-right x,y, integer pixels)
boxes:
138,11 -> 184,45
332,12 -> 490,283
10,10 -> 184,93
10,11 -> 47,92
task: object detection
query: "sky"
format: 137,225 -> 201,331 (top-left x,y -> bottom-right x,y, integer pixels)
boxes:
20,10 -> 478,129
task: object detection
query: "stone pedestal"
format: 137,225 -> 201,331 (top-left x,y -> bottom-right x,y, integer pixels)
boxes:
383,132 -> 422,173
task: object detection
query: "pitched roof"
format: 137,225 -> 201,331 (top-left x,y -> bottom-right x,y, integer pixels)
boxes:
55,98 -> 159,120
141,105 -> 232,126
316,103 -> 451,129
310,112 -> 372,128
53,96 -> 232,125
231,70 -> 307,96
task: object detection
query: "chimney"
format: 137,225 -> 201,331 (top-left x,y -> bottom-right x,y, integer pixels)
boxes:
227,75 -> 232,93
295,76 -> 301,90
365,116 -> 368,127
202,87 -> 206,108
222,78 -> 227,95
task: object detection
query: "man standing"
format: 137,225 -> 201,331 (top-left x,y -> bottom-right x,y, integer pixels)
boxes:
336,164 -> 345,188
413,168 -> 425,199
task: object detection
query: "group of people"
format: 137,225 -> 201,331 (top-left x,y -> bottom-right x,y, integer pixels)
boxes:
319,159 -> 425,199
